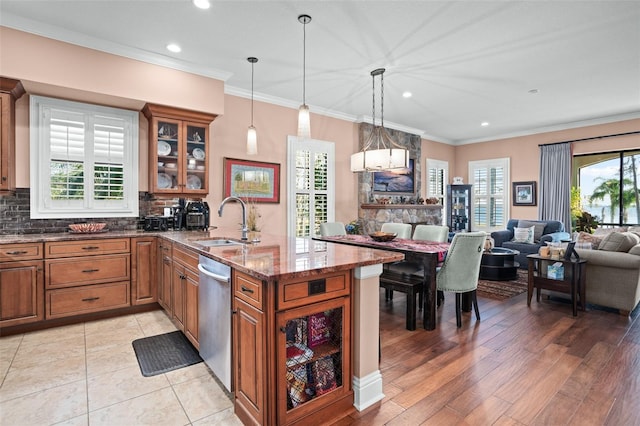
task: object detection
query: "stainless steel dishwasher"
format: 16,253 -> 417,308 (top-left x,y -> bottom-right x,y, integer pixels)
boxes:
197,255 -> 232,392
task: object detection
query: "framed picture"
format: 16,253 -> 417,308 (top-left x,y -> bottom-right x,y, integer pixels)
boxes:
513,181 -> 537,206
223,157 -> 280,203
373,158 -> 415,194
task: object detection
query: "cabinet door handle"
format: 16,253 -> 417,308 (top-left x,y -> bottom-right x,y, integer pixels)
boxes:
241,285 -> 254,294
81,297 -> 100,302
82,246 -> 100,250
279,326 -> 287,333
82,269 -> 100,273
6,250 -> 28,255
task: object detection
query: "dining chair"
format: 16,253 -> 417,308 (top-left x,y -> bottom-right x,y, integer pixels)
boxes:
380,222 -> 412,239
383,224 -> 450,311
319,222 -> 347,236
434,231 -> 486,327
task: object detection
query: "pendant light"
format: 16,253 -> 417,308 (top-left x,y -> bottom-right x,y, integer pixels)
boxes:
246,57 -> 258,155
350,68 -> 409,172
297,14 -> 312,139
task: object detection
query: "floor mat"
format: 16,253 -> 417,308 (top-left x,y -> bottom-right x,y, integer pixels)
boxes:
132,331 -> 202,377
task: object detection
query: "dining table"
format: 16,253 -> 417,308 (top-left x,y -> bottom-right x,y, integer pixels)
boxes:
313,234 -> 450,330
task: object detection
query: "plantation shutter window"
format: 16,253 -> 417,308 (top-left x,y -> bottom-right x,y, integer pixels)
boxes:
30,95 -> 138,218
426,159 -> 448,225
469,158 -> 509,232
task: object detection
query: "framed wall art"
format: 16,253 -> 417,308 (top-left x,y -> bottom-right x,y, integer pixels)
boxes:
223,157 -> 280,203
512,181 -> 537,206
373,158 -> 415,194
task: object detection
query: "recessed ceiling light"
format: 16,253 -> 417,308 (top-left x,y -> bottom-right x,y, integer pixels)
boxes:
166,43 -> 181,53
402,91 -> 412,98
528,88 -> 539,94
193,0 -> 210,9
481,122 -> 490,127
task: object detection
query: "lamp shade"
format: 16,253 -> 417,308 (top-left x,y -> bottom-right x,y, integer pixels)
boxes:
246,125 -> 257,155
297,104 -> 311,139
350,148 -> 409,172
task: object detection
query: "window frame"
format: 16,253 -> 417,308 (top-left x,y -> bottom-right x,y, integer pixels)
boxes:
468,157 -> 510,232
29,95 -> 139,219
425,158 -> 448,226
287,136 -> 335,237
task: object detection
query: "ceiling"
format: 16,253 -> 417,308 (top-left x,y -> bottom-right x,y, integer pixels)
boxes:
2,1 -> 639,144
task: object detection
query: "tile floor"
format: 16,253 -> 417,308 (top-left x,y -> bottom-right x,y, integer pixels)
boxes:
0,310 -> 243,426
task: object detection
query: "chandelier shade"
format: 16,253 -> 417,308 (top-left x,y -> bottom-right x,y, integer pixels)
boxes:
246,57 -> 258,155
350,68 -> 410,172
297,14 -> 312,139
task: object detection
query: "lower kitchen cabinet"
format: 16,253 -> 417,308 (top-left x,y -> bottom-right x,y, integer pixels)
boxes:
0,260 -> 44,327
132,237 -> 157,305
171,244 -> 200,348
233,269 -> 352,426
46,281 -> 130,319
158,239 -> 173,314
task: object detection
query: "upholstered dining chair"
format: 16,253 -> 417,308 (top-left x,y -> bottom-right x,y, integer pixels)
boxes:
434,231 -> 486,327
412,224 -> 449,243
383,224 -> 450,306
319,222 -> 347,236
381,222 -> 412,239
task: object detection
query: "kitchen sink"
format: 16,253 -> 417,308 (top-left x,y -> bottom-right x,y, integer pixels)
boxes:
194,239 -> 244,247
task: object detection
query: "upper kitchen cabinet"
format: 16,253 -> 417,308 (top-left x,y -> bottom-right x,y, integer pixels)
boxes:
0,77 -> 26,196
143,103 -> 217,196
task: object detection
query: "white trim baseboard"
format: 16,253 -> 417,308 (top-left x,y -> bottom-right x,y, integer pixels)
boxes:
352,370 -> 385,411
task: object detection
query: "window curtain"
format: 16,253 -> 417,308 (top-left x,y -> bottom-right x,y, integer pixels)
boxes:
539,143 -> 572,232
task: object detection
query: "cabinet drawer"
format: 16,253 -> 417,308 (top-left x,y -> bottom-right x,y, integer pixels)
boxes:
46,281 -> 130,319
46,254 -> 131,289
278,272 -> 350,310
0,243 -> 43,262
234,271 -> 263,310
173,244 -> 198,270
45,238 -> 130,258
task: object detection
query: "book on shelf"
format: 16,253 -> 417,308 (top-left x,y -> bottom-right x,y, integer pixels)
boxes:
312,356 -> 337,396
308,312 -> 331,348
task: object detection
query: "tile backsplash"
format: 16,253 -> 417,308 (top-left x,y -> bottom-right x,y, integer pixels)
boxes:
0,189 -> 182,235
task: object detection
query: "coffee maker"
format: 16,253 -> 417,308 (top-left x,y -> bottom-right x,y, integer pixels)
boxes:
173,198 -> 187,230
185,200 -> 210,230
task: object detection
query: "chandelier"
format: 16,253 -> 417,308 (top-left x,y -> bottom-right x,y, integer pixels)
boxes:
350,68 -> 409,172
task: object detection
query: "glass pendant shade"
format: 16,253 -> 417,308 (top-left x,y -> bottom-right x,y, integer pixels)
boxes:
297,104 -> 311,139
246,125 -> 257,155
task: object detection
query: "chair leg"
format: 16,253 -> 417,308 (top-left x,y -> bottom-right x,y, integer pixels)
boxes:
418,289 -> 423,311
471,290 -> 480,321
455,293 -> 462,327
437,290 -> 444,307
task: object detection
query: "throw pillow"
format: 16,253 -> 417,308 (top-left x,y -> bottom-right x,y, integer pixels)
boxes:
517,220 -> 547,243
598,231 -> 640,252
629,244 -> 640,256
513,226 -> 535,244
593,226 -> 628,236
576,231 -> 604,250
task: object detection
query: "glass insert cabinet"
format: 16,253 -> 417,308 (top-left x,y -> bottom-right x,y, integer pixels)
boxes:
142,104 -> 217,196
447,184 -> 472,232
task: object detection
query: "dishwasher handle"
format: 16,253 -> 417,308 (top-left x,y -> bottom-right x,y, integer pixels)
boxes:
198,263 -> 231,283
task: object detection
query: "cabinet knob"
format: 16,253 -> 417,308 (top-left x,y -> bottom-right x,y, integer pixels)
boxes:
1,176 -> 6,181
279,326 -> 287,334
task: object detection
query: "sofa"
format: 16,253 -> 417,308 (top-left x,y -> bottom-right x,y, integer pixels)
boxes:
491,219 -> 571,269
573,229 -> 640,315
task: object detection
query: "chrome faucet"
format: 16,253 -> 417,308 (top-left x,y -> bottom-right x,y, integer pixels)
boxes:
218,196 -> 248,241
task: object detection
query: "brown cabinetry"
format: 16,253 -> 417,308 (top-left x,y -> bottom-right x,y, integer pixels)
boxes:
0,77 -> 26,196
44,239 -> 131,319
132,237 -> 157,305
168,243 -> 200,348
143,103 -> 216,196
157,239 -> 173,313
233,270 -> 352,426
0,243 -> 44,327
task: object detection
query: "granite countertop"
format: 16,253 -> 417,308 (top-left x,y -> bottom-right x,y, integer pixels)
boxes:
1,228 -> 403,282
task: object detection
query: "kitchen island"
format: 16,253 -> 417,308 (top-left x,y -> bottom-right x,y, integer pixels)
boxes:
1,228 -> 403,425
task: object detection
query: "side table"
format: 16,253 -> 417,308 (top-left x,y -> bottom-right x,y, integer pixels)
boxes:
527,254 -> 587,316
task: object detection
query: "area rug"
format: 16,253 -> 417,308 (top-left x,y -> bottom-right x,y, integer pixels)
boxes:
477,269 -> 528,300
132,331 -> 202,377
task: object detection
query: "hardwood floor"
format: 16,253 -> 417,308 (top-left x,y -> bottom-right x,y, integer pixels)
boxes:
336,289 -> 640,425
